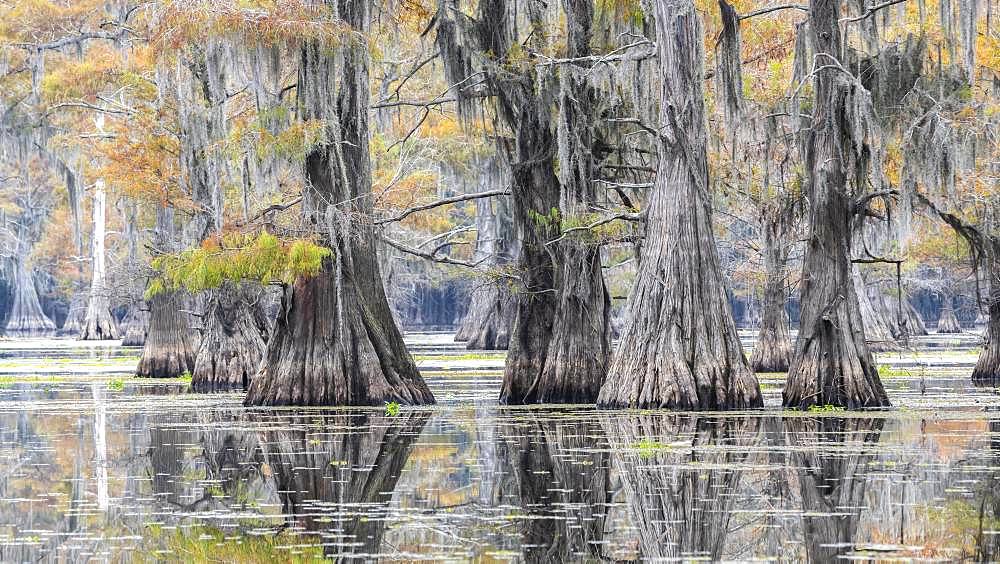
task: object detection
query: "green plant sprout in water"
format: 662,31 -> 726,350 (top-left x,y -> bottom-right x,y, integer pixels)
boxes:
634,438 -> 670,458
179,370 -> 193,382
385,401 -> 401,417
807,404 -> 846,413
107,378 -> 125,391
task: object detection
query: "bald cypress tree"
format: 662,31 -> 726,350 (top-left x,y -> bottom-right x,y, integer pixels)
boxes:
597,0 -> 761,410
781,0 -> 890,409
244,0 -> 433,406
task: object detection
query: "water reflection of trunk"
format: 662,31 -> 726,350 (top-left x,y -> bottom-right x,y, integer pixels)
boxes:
977,415 -> 1000,562
603,415 -> 761,560
259,412 -> 429,560
784,417 -> 883,563
148,427 -> 188,507
492,414 -> 610,562
92,382 -> 109,510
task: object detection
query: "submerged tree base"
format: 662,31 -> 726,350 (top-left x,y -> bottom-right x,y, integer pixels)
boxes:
192,283 -> 267,392
136,291 -> 195,378
244,264 -> 435,407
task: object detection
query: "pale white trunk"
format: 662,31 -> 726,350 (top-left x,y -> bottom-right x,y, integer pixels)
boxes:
81,181 -> 120,340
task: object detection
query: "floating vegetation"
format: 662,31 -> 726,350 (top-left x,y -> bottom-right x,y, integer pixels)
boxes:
0,336 -> 998,561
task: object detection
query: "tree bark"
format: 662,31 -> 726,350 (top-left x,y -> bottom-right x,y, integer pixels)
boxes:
60,289 -> 87,335
136,290 -> 195,378
191,282 -> 268,392
245,2 -> 433,406
973,251 -> 1000,381
80,180 -> 120,340
781,0 -> 889,409
4,259 -> 56,336
936,293 -> 963,333
120,304 -> 149,346
750,216 -> 793,372
598,0 -> 761,410
854,268 -> 899,351
455,160 -> 516,350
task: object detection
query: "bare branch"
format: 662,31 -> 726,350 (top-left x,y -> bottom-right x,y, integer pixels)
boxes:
842,0 -> 910,22
381,235 -> 482,268
375,189 -> 510,225
738,3 -> 808,20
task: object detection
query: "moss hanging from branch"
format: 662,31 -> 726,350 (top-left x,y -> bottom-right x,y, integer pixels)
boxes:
715,0 -> 744,130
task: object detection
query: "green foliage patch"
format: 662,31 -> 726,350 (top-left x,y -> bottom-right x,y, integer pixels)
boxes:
147,230 -> 330,298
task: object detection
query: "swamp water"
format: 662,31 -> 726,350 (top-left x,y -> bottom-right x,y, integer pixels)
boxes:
0,334 -> 999,562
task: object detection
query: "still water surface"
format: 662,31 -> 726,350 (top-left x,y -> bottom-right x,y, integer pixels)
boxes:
0,335 -> 999,562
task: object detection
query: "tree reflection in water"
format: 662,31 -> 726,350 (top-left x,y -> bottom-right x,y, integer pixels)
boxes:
784,417 -> 883,563
258,411 -> 429,561
602,414 -> 762,561
493,412 -> 611,562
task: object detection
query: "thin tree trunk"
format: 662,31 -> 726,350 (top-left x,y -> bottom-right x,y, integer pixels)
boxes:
245,1 -> 433,407
782,0 -> 889,409
81,180 -> 120,340
191,282 -> 267,392
750,217 -> 792,372
598,0 -> 761,409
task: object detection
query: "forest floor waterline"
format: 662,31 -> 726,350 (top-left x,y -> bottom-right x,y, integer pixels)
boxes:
1,332 -> 998,562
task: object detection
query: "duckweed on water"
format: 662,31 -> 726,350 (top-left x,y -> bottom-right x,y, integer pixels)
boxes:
0,335 -> 999,561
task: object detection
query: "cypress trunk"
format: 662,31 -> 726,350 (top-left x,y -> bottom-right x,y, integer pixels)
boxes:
120,304 -> 149,346
854,269 -> 899,351
489,0 -> 611,405
457,282 -> 514,350
244,2 -> 433,406
750,217 -> 792,372
972,255 -> 1000,381
936,294 -> 963,333
60,290 -> 87,335
80,181 -> 120,340
782,0 -> 889,409
455,162 -> 516,350
4,260 -> 56,336
598,0 -> 761,409
191,282 -> 267,392
136,290 -> 195,378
